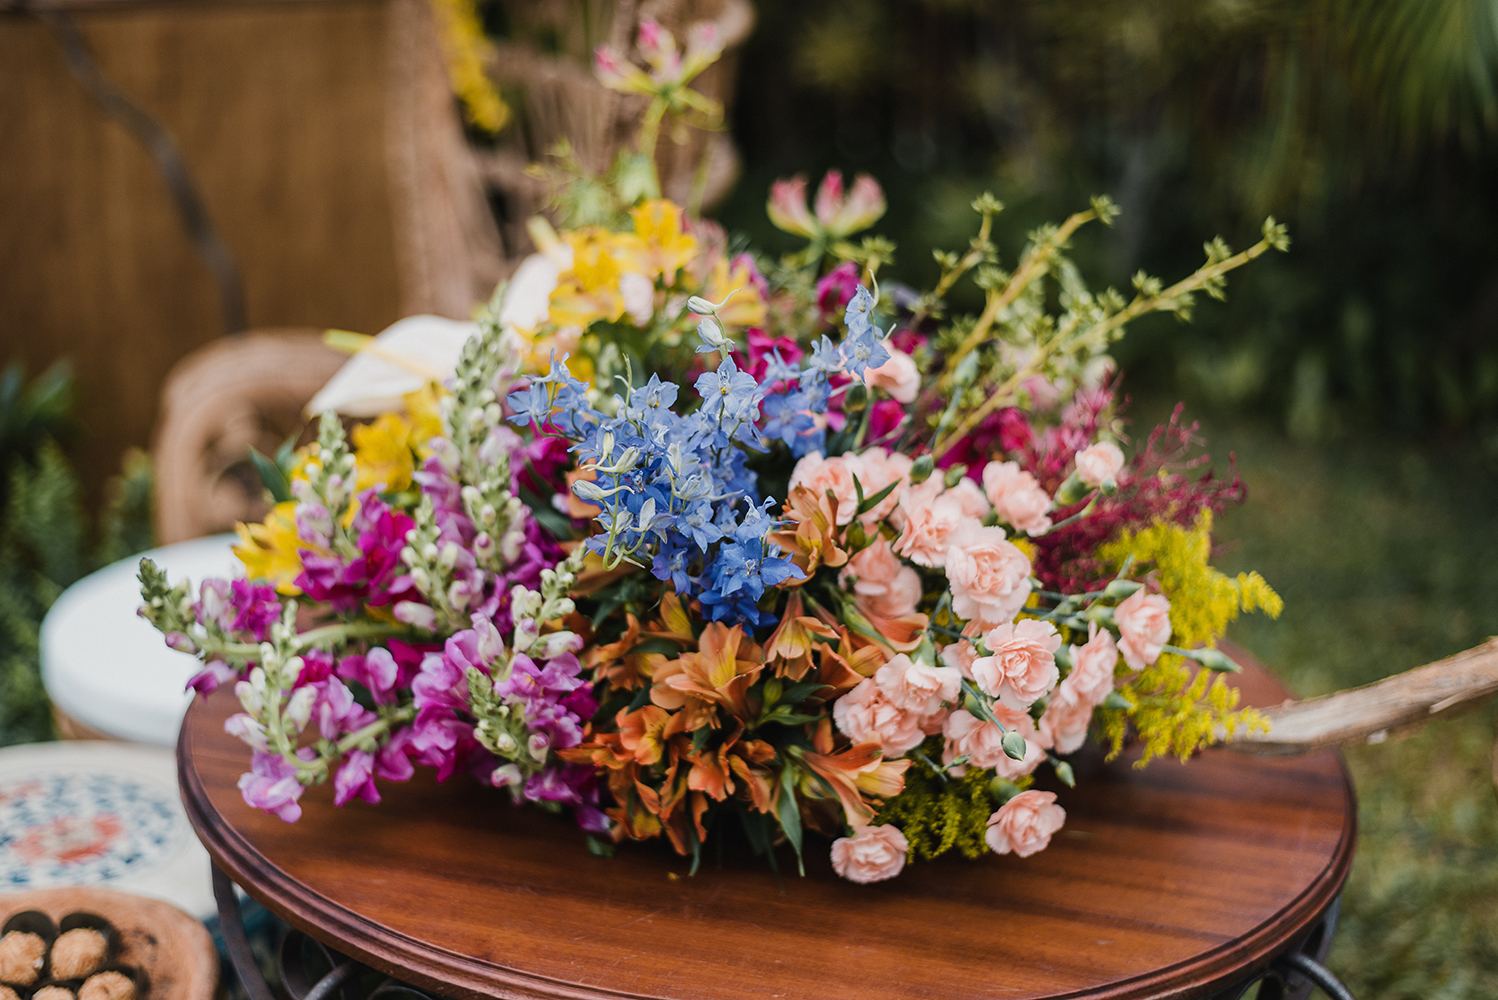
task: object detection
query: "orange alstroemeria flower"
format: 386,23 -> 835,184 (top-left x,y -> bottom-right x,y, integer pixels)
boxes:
651,622 -> 765,723
768,485 -> 847,578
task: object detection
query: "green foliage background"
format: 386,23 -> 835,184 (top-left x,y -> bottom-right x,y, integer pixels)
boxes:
714,0 -> 1498,445
0,363 -> 154,747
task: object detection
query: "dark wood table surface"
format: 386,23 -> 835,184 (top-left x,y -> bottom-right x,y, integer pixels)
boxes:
178,655 -> 1354,1000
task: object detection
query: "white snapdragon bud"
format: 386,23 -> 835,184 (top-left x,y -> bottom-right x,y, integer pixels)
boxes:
284,685 -> 317,730
224,713 -> 270,751
494,732 -> 518,754
528,733 -> 550,763
236,677 -> 264,715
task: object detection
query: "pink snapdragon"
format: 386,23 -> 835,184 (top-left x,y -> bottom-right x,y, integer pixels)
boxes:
238,749 -> 312,823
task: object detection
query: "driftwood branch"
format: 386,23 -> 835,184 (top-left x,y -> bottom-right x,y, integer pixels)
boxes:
1224,637 -> 1498,755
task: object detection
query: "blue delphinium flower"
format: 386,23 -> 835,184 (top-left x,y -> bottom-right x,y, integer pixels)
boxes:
503,281 -> 892,628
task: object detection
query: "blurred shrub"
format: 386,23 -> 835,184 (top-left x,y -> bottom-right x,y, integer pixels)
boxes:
713,0 -> 1498,442
0,363 -> 155,746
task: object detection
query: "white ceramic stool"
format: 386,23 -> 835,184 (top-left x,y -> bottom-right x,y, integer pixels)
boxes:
40,535 -> 240,747
0,741 -> 216,919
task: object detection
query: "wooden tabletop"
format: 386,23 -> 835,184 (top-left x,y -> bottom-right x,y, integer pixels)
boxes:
178,656 -> 1354,1000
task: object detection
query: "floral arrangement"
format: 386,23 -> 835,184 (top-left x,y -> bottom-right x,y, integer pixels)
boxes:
141,20 -> 1289,883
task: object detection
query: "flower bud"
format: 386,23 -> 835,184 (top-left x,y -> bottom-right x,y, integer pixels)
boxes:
1001,730 -> 1028,761
1055,470 -> 1089,506
843,382 -> 868,414
1187,646 -> 1241,673
943,464 -> 969,489
910,454 -> 935,483
1102,579 -> 1142,601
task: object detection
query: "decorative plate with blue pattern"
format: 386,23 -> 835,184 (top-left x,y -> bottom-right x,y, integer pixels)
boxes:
0,743 -> 214,917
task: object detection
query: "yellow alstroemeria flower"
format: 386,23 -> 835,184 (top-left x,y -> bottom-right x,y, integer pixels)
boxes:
704,256 -> 768,329
402,383 -> 446,454
548,228 -> 629,329
628,200 -> 697,285
234,501 -> 304,595
351,412 -> 418,493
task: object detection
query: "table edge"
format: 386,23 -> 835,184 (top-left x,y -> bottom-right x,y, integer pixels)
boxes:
178,707 -> 1356,1000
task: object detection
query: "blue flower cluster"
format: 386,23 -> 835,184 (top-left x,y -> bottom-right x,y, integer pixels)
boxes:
507,285 -> 891,628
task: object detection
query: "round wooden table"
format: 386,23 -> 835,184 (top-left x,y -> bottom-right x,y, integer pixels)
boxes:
177,658 -> 1355,1000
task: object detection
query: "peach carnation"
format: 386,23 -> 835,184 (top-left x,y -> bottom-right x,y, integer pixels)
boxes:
985,790 -> 1066,857
945,525 -> 1033,629
971,618 -> 1061,710
1038,694 -> 1094,754
982,460 -> 1053,536
944,477 -> 992,520
1057,629 -> 1118,709
875,653 -> 961,717
789,451 -> 866,526
841,539 -> 921,618
893,479 -> 977,568
1074,441 -> 1125,487
863,343 -> 921,403
1115,589 -> 1173,671
833,678 -> 926,756
830,824 -> 909,883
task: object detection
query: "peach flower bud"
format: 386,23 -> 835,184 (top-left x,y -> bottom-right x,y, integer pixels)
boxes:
1115,589 -> 1173,671
875,653 -> 961,717
789,451 -> 867,525
833,678 -> 926,756
971,618 -> 1061,710
1075,441 -> 1125,487
863,343 -> 920,403
767,175 -> 817,237
1057,629 -> 1118,709
982,461 -> 1053,536
945,525 -> 1033,629
986,790 -> 1066,857
1038,693 -> 1094,754
893,478 -> 977,568
841,539 -> 921,618
831,823 -> 909,883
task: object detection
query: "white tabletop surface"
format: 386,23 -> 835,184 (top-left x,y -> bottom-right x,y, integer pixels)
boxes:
41,535 -> 241,747
0,741 -> 216,919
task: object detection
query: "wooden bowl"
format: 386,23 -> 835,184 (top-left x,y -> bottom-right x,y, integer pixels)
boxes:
0,890 -> 214,1000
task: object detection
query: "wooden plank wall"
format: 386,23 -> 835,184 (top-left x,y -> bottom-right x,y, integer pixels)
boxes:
0,0 -> 407,499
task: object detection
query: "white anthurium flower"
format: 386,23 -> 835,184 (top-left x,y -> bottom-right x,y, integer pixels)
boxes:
499,252 -> 566,333
306,314 -> 477,418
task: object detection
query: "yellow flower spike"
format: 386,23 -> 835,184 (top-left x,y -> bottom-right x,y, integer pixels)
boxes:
233,502 -> 305,595
351,413 -> 418,493
629,200 -> 698,284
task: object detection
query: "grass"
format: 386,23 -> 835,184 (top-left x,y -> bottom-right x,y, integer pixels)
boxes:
1161,403 -> 1498,999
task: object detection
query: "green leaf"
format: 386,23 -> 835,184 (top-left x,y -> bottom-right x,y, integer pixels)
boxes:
585,835 -> 615,858
855,479 -> 899,515
631,636 -> 689,656
777,766 -> 805,876
249,447 -> 292,503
